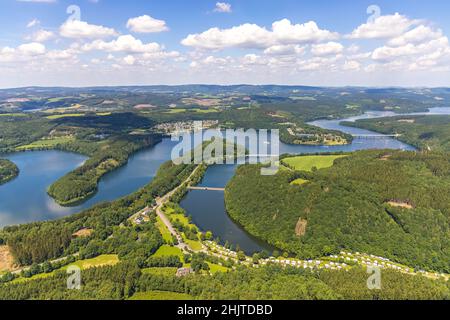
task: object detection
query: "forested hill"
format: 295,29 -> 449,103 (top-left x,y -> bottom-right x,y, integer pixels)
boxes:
1,263 -> 449,300
47,134 -> 161,206
343,115 -> 450,152
225,150 -> 450,272
0,159 -> 18,185
0,161 -> 196,266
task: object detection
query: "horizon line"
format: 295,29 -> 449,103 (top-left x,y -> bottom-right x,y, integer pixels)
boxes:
1,84 -> 450,90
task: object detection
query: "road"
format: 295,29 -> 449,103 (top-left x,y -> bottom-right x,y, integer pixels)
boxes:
153,165 -> 205,252
10,166 -> 202,275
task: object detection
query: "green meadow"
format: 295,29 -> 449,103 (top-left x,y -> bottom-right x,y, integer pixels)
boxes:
283,155 -> 347,172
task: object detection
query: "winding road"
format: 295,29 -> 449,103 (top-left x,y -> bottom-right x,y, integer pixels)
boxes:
153,165 -> 205,253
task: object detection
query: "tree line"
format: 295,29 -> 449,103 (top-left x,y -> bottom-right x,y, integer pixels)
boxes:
225,150 -> 450,272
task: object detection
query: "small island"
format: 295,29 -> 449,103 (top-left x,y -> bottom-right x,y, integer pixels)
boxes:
0,159 -> 19,185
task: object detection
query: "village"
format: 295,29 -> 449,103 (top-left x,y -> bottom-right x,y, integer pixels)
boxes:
153,120 -> 219,135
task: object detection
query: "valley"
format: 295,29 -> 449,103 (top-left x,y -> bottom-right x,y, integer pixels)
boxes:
0,86 -> 449,300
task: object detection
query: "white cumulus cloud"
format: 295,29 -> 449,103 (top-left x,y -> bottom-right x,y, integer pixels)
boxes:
387,25 -> 443,47
82,35 -> 162,54
181,19 -> 338,50
60,20 -> 118,39
214,2 -> 232,13
264,44 -> 305,56
311,42 -> 344,56
123,55 -> 136,65
18,42 -> 46,55
348,13 -> 417,39
29,29 -> 55,42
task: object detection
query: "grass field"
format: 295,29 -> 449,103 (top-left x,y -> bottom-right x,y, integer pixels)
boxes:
153,245 -> 184,260
283,155 -> 347,172
11,271 -> 54,284
16,136 -> 74,151
129,291 -> 193,300
46,112 -> 111,119
0,113 -> 28,117
207,262 -> 229,274
163,206 -> 203,251
170,213 -> 191,226
185,239 -> 203,251
11,254 -> 119,284
46,113 -> 85,120
156,216 -> 173,244
68,254 -> 119,270
166,208 -> 198,231
194,109 -> 219,113
290,178 -> 309,186
47,96 -> 74,103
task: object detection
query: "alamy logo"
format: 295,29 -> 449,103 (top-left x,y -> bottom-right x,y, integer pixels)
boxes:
367,266 -> 381,290
67,265 -> 81,290
170,121 -> 280,175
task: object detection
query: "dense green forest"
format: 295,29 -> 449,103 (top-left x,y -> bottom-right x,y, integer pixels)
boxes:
0,88 -> 448,300
0,159 -> 19,185
344,115 -> 450,152
0,112 -> 164,205
45,113 -> 161,205
0,115 -> 55,152
225,150 -> 450,272
47,134 -> 161,206
0,262 -> 448,300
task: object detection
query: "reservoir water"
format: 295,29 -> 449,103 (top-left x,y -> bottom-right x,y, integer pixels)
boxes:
0,139 -> 176,227
1,108 -> 449,253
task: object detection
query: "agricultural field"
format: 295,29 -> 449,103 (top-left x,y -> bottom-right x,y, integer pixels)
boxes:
45,113 -> 86,120
16,137 -> 75,151
0,113 -> 28,117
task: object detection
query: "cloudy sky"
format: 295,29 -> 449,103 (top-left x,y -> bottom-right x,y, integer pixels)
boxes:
1,0 -> 450,88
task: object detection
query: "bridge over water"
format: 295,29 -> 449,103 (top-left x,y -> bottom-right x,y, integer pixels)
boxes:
187,186 -> 225,191
351,134 -> 402,139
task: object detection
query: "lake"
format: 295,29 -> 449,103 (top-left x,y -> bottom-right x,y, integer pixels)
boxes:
0,108 -> 448,253
0,139 -> 176,227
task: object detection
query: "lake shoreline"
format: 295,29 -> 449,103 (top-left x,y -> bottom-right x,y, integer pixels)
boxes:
1,108 -> 448,251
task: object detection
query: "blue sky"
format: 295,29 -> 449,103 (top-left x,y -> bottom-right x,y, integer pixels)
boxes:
1,0 -> 450,87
